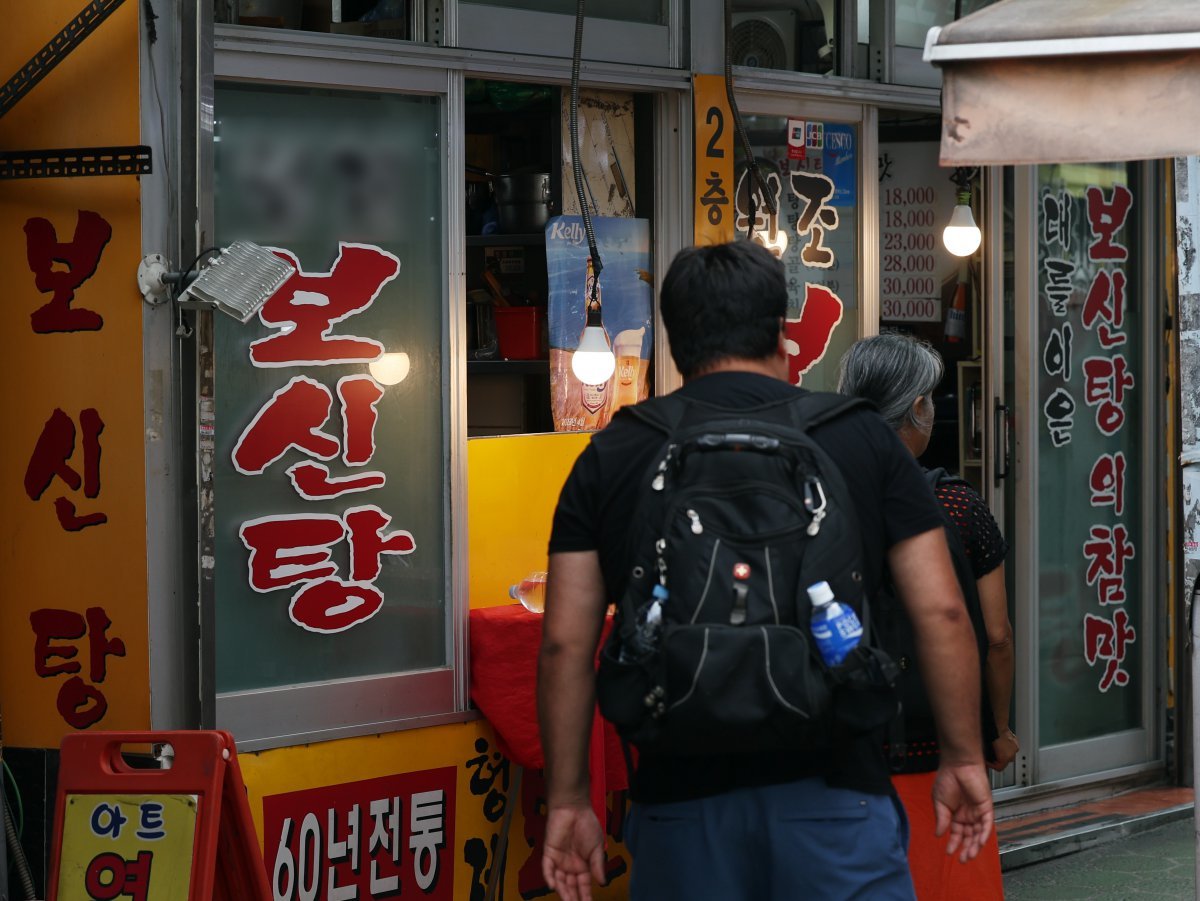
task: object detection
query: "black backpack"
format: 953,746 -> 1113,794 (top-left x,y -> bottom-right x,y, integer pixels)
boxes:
594,390 -> 900,756
879,467 -> 998,773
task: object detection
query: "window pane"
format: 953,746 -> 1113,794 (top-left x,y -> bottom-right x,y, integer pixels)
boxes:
464,0 -> 666,23
212,84 -> 447,693
735,115 -> 859,392
217,0 -> 425,42
894,0 -> 999,49
1036,162 -> 1142,743
731,1 -> 836,75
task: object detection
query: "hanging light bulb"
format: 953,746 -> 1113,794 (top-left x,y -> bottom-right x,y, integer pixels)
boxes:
570,258 -> 615,385
943,188 -> 981,257
572,320 -> 616,384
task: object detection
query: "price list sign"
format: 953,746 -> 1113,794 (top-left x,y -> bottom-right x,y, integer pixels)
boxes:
878,143 -> 959,323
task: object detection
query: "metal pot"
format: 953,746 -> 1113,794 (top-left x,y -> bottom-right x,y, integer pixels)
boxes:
468,166 -> 553,234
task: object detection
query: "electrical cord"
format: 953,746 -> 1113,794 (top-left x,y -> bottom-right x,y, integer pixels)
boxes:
178,245 -> 221,300
4,778 -> 37,900
570,0 -> 603,305
724,0 -> 775,243
174,245 -> 221,339
2,758 -> 21,839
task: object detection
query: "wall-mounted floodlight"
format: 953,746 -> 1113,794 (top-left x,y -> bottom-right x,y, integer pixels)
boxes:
138,241 -> 296,322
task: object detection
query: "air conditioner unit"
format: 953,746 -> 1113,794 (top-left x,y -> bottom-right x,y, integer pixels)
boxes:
731,10 -> 799,71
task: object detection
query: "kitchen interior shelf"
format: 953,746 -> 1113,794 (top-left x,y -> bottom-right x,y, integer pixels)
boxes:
466,234 -> 546,247
467,360 -> 548,374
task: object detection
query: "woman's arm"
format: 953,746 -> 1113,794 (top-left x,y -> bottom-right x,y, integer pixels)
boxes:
976,563 -> 1018,769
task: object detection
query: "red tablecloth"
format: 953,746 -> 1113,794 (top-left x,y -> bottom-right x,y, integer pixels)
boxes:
468,605 -> 628,822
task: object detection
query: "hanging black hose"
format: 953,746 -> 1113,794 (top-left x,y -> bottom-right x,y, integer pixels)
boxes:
570,0 -> 603,306
724,0 -> 775,243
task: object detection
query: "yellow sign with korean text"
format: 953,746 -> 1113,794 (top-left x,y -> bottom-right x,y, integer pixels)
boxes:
693,74 -> 735,245
56,794 -> 197,900
0,1 -> 150,746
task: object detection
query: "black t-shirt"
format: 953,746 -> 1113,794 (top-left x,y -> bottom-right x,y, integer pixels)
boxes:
935,481 -> 1009,579
549,371 -> 944,803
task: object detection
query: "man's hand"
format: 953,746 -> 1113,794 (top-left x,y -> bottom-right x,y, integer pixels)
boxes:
932,762 -> 994,863
989,729 -> 1019,771
542,802 -> 607,901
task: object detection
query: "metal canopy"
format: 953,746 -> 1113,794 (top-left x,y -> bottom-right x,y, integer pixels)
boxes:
924,0 -> 1200,165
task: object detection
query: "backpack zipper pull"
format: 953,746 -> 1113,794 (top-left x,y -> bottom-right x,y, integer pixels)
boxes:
651,445 -> 677,491
804,477 -> 828,536
729,562 -> 750,625
687,509 -> 703,534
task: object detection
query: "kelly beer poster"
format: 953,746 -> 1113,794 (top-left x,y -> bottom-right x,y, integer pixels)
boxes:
545,216 -> 653,431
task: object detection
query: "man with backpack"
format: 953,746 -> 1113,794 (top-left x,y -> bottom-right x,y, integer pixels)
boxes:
538,241 -> 992,901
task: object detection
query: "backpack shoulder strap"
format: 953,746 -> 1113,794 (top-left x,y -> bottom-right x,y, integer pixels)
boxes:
784,391 -> 874,431
616,393 -> 691,436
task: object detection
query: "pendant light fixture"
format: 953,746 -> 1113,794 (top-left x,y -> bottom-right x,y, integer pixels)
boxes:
943,167 -> 981,257
567,0 -> 615,387
571,259 -> 616,384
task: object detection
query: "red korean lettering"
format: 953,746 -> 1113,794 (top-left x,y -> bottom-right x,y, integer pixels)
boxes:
24,408 -> 107,531
232,377 -> 339,475
1085,184 -> 1132,262
1082,355 -> 1134,436
1083,524 -> 1135,605
250,244 -> 400,367
1081,270 -> 1127,348
339,376 -> 385,466
31,607 -> 124,729
24,210 -> 111,333
289,578 -> 384,633
286,462 -> 386,500
1083,609 -> 1136,691
239,514 -> 345,591
57,675 -> 108,729
784,283 -> 844,385
85,606 -> 127,682
1089,452 -> 1126,515
31,608 -> 85,677
84,850 -> 152,901
345,506 -> 416,582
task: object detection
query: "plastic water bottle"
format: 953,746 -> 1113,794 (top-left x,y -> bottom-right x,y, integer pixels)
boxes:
510,571 -> 547,613
621,584 -> 668,661
807,581 -> 862,666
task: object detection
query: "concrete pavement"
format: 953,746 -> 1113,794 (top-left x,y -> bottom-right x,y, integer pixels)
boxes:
1004,816 -> 1196,900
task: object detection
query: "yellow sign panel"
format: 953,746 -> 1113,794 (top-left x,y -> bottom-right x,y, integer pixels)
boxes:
0,1 -> 150,746
56,794 -> 197,900
693,74 -> 736,246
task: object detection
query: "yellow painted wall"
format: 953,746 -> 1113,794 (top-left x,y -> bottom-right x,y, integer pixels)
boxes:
0,1 -> 150,746
467,432 -> 590,607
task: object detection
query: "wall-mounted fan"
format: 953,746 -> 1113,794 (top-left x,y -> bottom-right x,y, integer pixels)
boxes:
731,10 -> 799,71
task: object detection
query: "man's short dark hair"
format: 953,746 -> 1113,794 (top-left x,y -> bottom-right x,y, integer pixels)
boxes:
660,241 -> 787,379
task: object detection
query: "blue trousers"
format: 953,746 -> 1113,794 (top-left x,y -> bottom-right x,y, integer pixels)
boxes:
625,777 -> 915,900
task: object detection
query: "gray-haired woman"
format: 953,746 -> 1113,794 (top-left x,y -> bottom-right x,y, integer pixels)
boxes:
839,332 -> 1014,900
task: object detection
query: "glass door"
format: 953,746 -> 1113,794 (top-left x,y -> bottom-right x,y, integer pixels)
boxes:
1006,164 -> 1160,785
204,41 -> 463,748
731,95 -> 866,391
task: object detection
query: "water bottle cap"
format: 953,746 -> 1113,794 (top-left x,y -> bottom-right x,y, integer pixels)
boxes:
807,581 -> 835,606
652,584 -> 669,599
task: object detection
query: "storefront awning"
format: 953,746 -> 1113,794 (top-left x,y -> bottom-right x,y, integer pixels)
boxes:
924,0 -> 1200,165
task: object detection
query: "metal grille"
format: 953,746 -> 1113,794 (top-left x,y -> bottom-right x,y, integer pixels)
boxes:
185,242 -> 296,323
